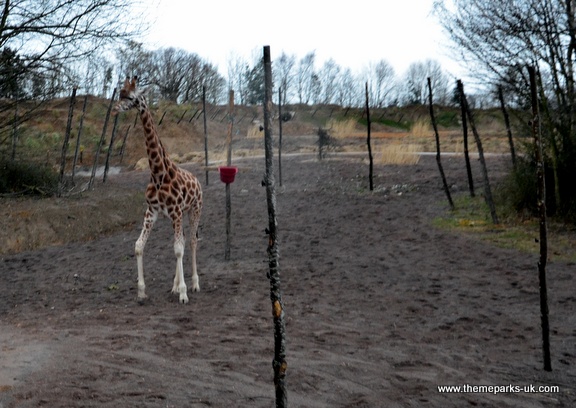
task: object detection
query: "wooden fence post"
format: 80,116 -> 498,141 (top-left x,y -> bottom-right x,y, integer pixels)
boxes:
365,82 -> 374,191
72,94 -> 89,182
528,65 -> 552,372
278,86 -> 283,187
457,80 -> 475,197
103,113 -> 119,183
119,125 -> 131,164
460,83 -> 499,224
224,90 -> 234,261
89,87 -> 116,190
203,87 -> 209,186
263,45 -> 287,408
427,78 -> 454,210
58,87 -> 77,196
498,85 -> 517,168
177,109 -> 187,124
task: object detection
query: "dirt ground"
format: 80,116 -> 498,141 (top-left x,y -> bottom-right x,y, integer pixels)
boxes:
0,151 -> 575,407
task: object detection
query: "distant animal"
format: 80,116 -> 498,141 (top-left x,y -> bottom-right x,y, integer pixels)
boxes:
281,111 -> 296,122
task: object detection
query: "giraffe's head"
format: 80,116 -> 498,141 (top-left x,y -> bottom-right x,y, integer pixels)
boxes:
112,76 -> 145,115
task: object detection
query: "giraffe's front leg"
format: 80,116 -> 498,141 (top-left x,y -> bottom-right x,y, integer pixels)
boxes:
172,240 -> 188,303
135,209 -> 156,302
172,217 -> 188,304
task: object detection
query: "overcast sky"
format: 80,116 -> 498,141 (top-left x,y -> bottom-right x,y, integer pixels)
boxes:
139,0 -> 463,79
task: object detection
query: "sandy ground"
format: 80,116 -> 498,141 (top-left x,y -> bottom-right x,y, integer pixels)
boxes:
0,153 -> 575,407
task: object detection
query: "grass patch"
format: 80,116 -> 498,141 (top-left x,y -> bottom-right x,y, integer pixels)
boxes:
410,118 -> 431,138
376,143 -> 421,165
327,119 -> 357,139
433,193 -> 576,262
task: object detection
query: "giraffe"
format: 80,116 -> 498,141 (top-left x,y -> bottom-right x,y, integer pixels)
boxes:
112,76 -> 202,304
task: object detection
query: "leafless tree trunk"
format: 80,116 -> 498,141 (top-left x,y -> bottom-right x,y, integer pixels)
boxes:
276,52 -> 296,105
296,51 -> 316,104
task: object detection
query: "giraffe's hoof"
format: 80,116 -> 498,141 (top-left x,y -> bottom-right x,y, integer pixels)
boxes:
137,296 -> 148,306
192,276 -> 200,292
179,294 -> 189,304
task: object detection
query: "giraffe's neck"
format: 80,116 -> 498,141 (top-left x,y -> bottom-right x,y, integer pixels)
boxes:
138,103 -> 173,183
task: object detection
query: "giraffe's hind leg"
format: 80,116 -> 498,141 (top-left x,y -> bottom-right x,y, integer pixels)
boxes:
189,204 -> 202,292
171,210 -> 189,304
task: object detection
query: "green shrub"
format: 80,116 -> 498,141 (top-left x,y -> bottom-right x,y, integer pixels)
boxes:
494,159 -> 537,219
495,155 -> 576,222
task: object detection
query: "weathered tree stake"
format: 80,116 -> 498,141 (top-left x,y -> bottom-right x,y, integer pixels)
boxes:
58,87 -> 77,196
72,94 -> 89,181
365,82 -> 374,191
427,78 -> 454,210
528,65 -> 552,372
203,86 -> 209,186
460,82 -> 499,224
89,87 -> 116,190
225,90 -> 234,261
457,80 -> 475,197
498,85 -> 517,168
263,45 -> 287,408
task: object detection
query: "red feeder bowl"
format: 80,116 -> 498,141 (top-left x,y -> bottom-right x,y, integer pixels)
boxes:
219,166 -> 238,184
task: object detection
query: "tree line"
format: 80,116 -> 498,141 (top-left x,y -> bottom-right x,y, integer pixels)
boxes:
435,0 -> 576,221
1,41 -> 455,109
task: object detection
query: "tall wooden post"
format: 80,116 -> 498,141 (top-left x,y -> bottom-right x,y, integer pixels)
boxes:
225,90 -> 234,261
72,94 -> 89,181
89,87 -> 116,190
119,125 -> 131,164
457,80 -> 475,197
263,45 -> 287,408
498,85 -> 517,168
103,113 -> 119,183
365,82 -> 374,191
528,65 -> 552,372
203,87 -> 209,186
58,87 -> 77,196
427,78 -> 454,210
278,87 -> 283,187
460,84 -> 499,224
